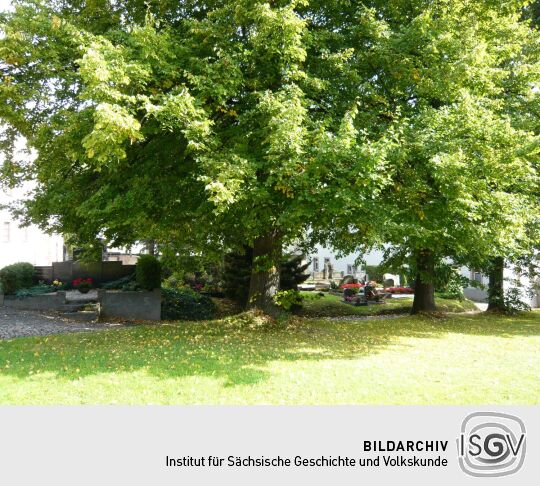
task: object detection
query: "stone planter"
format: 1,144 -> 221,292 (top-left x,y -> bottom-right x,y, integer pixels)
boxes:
1,291 -> 67,311
97,289 -> 161,321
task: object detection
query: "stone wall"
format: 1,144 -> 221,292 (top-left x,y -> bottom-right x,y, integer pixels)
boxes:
35,261 -> 136,285
97,289 -> 161,321
1,291 -> 67,311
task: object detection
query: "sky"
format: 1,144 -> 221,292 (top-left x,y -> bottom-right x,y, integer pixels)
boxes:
0,0 -> 11,12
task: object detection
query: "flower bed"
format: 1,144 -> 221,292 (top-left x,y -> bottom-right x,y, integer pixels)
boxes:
72,277 -> 94,294
385,286 -> 414,294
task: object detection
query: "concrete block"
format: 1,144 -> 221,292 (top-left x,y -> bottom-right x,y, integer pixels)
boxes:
2,291 -> 67,311
98,289 -> 161,321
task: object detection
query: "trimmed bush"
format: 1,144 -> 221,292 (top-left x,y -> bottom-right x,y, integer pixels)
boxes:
136,255 -> 161,291
0,268 -> 18,295
0,262 -> 35,295
161,287 -> 217,321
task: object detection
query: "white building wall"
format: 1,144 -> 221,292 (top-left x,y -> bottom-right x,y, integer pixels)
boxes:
504,267 -> 539,309
306,245 -> 381,277
460,266 -> 489,302
0,187 -> 63,269
460,266 -> 539,308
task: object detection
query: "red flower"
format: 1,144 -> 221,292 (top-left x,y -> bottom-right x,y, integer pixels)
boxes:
340,283 -> 364,289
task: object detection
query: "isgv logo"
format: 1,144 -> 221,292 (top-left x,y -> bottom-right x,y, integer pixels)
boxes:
457,412 -> 526,477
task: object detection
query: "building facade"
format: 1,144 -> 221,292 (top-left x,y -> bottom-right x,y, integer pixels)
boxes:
460,266 -> 540,308
0,187 -> 63,269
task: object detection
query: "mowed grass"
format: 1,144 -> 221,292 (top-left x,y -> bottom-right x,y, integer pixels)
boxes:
0,311 -> 539,405
298,292 -> 477,318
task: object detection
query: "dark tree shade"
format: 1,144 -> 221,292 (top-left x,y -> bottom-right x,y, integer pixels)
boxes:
222,246 -> 253,307
280,254 -> 310,291
222,250 -> 309,306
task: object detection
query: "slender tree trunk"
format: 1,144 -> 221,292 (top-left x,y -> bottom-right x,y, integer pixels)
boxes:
247,231 -> 282,315
487,257 -> 505,312
412,249 -> 436,314
146,239 -> 156,256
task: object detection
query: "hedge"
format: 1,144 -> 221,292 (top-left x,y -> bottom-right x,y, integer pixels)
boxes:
0,262 -> 35,295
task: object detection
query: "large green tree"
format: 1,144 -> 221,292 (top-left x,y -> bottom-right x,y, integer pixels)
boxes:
0,0 -> 388,313
482,0 -> 540,313
314,0 -> 540,313
2,1 -> 540,315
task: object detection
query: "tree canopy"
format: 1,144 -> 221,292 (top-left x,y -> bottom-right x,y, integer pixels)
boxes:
313,0 -> 540,311
1,0 -> 540,313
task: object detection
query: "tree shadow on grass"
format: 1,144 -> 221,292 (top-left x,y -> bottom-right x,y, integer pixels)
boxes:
0,312 -> 539,388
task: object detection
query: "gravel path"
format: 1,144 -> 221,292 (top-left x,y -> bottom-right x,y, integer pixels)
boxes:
324,314 -> 408,322
0,308 -> 123,340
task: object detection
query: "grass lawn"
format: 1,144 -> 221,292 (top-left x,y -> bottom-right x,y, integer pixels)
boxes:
298,292 -> 478,318
0,311 -> 539,405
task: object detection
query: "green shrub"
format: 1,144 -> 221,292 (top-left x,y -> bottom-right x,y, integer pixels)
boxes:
0,262 -> 35,295
136,255 -> 161,291
365,265 -> 385,283
434,263 -> 467,297
343,287 -> 359,297
15,283 -> 57,298
161,287 -> 217,321
222,246 -> 253,306
280,254 -> 310,291
504,288 -> 531,315
435,291 -> 464,300
122,280 -> 142,291
102,273 -> 139,290
0,268 -> 18,295
274,289 -> 303,312
162,272 -> 183,289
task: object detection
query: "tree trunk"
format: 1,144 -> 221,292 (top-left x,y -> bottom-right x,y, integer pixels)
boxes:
412,249 -> 436,314
247,232 -> 282,315
487,257 -> 505,312
146,239 -> 156,256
